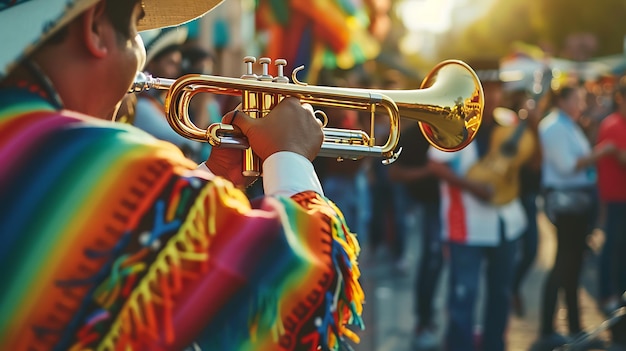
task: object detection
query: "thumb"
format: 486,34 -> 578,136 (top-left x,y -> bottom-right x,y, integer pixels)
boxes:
222,109 -> 255,135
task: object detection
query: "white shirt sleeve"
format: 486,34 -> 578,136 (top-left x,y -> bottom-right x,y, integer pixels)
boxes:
261,152 -> 324,197
198,152 -> 323,197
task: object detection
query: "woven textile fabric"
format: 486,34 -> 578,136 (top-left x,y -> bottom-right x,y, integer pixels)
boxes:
0,87 -> 363,350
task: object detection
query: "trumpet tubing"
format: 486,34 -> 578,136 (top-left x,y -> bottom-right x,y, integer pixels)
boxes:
130,57 -> 484,168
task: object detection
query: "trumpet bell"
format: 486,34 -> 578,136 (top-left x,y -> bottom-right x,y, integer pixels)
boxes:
130,58 -> 484,165
383,60 -> 484,152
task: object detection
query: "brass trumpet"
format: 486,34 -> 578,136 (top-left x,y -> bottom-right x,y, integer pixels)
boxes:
130,57 -> 483,176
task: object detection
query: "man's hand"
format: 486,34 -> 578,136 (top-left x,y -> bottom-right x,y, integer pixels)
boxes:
232,97 -> 322,161
205,110 -> 251,188
428,160 -> 494,202
206,98 -> 323,187
466,181 -> 494,202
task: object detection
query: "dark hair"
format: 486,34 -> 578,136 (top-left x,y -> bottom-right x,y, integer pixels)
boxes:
105,0 -> 140,39
47,0 -> 139,44
151,44 -> 183,63
181,46 -> 214,64
180,46 -> 214,75
549,85 -> 579,106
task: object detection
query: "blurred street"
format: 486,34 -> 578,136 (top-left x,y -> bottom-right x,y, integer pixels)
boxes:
351,207 -> 610,351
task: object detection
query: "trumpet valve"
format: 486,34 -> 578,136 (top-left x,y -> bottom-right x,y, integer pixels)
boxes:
258,57 -> 273,81
242,56 -> 258,80
273,59 -> 289,84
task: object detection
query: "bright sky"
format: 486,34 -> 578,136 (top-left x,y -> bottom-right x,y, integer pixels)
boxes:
395,0 -> 496,34
396,0 -> 455,33
395,0 -> 497,57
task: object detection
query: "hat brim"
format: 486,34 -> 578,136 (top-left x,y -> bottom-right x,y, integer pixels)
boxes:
0,0 -> 99,77
0,0 -> 223,78
139,0 -> 224,31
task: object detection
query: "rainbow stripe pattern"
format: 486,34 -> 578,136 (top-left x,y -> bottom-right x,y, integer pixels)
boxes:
0,87 -> 363,350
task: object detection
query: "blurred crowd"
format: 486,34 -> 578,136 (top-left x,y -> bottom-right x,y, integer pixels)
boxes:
309,59 -> 626,351
116,24 -> 626,351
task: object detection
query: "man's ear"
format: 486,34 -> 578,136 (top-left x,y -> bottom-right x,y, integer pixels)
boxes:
81,1 -> 110,58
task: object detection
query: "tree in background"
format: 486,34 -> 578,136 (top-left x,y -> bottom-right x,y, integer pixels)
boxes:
437,0 -> 625,62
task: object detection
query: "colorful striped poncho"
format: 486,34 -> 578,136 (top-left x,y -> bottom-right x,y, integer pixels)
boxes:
0,87 -> 364,350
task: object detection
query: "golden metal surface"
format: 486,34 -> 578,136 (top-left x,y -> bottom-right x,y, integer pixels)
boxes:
132,59 -> 484,168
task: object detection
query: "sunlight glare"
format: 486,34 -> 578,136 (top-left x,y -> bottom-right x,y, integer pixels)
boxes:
396,0 -> 454,33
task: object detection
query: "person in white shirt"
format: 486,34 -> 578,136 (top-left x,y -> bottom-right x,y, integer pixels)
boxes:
428,58 -> 527,351
531,84 -> 616,350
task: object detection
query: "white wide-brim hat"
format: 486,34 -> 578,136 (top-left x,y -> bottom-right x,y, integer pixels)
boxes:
0,0 -> 223,78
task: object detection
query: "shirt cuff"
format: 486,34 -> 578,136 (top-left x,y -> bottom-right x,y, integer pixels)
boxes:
199,153 -> 324,198
262,152 -> 324,197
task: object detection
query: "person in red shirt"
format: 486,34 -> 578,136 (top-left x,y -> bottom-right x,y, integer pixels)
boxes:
596,76 -> 626,348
